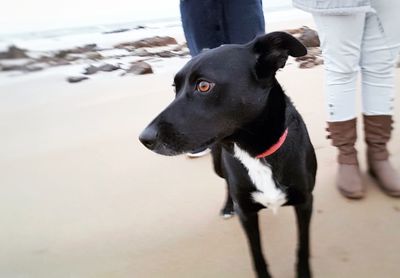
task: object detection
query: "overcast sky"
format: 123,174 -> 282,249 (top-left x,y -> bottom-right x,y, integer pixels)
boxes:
0,0 -> 181,34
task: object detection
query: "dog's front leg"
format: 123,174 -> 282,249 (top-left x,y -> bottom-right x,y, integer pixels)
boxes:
294,195 -> 313,278
238,211 -> 271,278
221,183 -> 235,218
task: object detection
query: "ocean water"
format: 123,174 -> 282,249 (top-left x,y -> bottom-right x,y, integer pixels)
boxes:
0,0 -> 306,52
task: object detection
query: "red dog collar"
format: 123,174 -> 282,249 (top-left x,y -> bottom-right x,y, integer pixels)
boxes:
256,128 -> 289,159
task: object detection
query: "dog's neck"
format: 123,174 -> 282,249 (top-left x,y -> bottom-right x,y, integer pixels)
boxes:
230,78 -> 287,157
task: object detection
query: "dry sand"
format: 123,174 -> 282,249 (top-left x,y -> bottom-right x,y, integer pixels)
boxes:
1,29 -> 400,278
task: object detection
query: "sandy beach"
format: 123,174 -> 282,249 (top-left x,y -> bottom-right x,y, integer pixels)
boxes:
1,17 -> 400,278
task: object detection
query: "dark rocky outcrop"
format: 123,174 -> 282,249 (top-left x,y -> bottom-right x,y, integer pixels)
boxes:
285,26 -> 320,47
298,27 -> 320,47
115,36 -> 178,50
55,44 -> 98,59
284,27 -> 323,68
86,52 -> 103,60
103,28 -> 130,34
0,64 -> 43,72
0,45 -> 29,59
123,61 -> 153,75
83,63 -> 120,75
67,76 -> 89,83
83,65 -> 99,75
98,63 -> 120,72
295,47 -> 324,69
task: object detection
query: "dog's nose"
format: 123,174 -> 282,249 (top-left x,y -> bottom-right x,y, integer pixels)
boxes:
139,126 -> 158,150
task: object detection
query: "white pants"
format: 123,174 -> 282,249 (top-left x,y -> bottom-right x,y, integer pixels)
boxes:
313,0 -> 400,122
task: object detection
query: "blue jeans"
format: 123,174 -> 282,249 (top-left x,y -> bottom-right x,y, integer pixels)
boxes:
180,0 -> 265,56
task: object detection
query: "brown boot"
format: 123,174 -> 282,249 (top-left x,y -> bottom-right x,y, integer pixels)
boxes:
364,115 -> 400,197
327,119 -> 365,199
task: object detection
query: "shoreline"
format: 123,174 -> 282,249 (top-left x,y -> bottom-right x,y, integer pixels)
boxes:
0,16 -> 321,86
0,7 -> 311,50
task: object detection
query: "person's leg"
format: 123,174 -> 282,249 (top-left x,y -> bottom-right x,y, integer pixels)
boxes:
222,0 -> 265,44
360,7 -> 400,196
370,0 -> 400,50
313,13 -> 366,122
180,0 -> 224,56
360,13 -> 397,116
313,13 -> 367,198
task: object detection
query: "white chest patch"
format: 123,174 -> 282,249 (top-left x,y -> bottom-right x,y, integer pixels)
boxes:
233,144 -> 287,214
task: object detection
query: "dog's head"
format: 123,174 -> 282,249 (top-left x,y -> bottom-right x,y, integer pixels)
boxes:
139,32 -> 306,155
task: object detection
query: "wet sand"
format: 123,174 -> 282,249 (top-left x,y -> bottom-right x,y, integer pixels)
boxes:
1,45 -> 400,278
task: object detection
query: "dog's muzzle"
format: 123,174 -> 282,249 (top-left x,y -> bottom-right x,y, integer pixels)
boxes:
139,125 -> 184,156
139,125 -> 158,150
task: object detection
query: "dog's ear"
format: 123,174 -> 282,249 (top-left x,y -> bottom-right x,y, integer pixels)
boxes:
251,32 -> 307,81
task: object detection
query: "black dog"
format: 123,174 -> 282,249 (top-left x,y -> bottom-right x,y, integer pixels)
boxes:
139,32 -> 317,278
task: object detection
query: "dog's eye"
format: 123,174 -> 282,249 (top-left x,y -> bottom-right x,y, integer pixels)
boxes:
196,80 -> 214,93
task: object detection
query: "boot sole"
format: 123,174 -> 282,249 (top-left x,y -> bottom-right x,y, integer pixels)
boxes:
338,187 -> 365,199
369,169 -> 400,197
